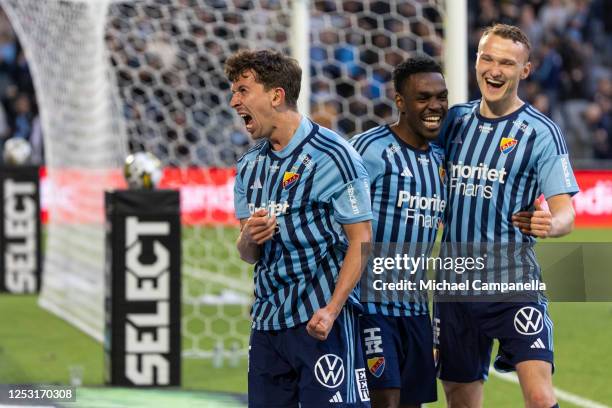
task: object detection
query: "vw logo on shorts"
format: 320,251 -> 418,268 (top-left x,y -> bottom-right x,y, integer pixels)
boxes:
514,306 -> 544,335
314,354 -> 345,389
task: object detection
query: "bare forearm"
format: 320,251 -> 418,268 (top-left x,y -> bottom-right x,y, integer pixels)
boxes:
550,205 -> 575,237
328,241 -> 367,314
236,232 -> 260,264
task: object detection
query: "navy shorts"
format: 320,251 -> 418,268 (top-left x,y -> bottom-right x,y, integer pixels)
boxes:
248,306 -> 371,408
359,314 -> 437,405
434,300 -> 554,383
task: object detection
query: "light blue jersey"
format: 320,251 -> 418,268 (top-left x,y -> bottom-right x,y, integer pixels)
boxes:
437,101 -> 579,292
351,125 -> 446,316
234,116 -> 373,330
440,101 -> 579,242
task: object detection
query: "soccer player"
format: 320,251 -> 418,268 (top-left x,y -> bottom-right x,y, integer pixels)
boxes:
435,24 -> 579,408
351,56 -> 448,408
228,49 -> 373,407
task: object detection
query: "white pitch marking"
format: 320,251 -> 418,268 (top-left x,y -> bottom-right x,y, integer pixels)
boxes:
489,366 -> 610,408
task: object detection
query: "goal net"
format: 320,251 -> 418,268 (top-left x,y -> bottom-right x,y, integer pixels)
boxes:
0,0 -> 445,360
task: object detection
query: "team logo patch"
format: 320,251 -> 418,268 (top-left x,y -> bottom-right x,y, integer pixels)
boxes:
314,354 -> 345,389
500,137 -> 518,154
367,356 -> 385,378
514,306 -> 544,335
282,171 -> 300,190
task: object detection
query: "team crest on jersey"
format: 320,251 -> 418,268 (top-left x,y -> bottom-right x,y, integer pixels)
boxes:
282,171 -> 300,190
500,137 -> 518,154
367,357 -> 385,378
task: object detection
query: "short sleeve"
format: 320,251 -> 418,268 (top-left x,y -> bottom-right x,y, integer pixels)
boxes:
360,149 -> 385,188
437,106 -> 458,150
318,153 -> 373,224
331,177 -> 372,224
233,165 -> 251,220
536,133 -> 580,199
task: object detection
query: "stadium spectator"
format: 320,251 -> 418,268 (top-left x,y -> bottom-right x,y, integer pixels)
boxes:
467,0 -> 612,160
0,8 -> 41,164
0,1 -> 609,163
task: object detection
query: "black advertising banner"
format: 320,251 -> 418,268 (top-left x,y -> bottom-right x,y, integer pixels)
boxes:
0,165 -> 41,293
104,190 -> 181,387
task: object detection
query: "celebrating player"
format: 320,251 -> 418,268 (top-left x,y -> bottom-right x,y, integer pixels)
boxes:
228,49 -> 373,407
351,56 -> 448,408
435,24 -> 579,408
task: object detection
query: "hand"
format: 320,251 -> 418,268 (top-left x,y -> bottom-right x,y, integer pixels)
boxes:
306,305 -> 340,341
512,197 -> 553,238
241,209 -> 277,245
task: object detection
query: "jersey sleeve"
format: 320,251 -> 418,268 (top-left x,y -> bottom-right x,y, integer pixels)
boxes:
360,147 -> 385,188
436,105 -> 458,149
536,129 -> 580,198
233,163 -> 251,220
317,148 -> 373,224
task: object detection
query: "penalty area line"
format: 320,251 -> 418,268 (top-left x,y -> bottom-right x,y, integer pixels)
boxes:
489,366 -> 610,408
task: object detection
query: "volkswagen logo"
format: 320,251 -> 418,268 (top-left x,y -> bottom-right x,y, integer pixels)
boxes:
314,354 -> 345,389
514,306 -> 544,336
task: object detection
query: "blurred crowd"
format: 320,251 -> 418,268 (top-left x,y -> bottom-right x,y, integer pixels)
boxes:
468,0 -> 612,159
0,9 -> 42,165
0,1 -> 609,165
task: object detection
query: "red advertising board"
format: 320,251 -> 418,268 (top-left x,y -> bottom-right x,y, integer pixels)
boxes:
159,167 -> 238,226
38,168 -> 612,228
572,170 -> 612,228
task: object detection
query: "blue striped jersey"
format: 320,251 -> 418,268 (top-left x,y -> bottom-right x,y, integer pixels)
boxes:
351,125 -> 446,316
234,116 -> 373,331
437,101 -> 579,290
439,101 -> 579,243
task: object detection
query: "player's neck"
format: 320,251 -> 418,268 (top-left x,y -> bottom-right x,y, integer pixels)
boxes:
269,110 -> 302,151
390,121 -> 429,150
480,96 -> 524,119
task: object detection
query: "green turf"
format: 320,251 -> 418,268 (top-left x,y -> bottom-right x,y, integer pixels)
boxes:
0,228 -> 610,407
0,296 -> 104,386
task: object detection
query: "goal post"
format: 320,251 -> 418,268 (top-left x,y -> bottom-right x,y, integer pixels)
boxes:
0,0 -> 128,341
0,0 -> 454,360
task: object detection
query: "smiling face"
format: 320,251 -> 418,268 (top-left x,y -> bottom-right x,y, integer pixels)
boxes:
476,33 -> 531,107
229,69 -> 277,140
396,72 -> 448,143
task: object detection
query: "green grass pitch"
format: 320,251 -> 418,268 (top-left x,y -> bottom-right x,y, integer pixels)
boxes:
0,227 -> 610,407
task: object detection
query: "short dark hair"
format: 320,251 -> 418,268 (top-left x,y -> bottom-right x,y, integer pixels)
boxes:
393,55 -> 443,93
224,49 -> 302,108
482,24 -> 531,56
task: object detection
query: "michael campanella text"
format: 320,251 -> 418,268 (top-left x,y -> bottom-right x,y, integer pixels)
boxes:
372,279 -> 547,293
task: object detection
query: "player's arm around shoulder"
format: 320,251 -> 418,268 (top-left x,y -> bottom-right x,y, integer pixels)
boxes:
512,194 -> 575,238
513,118 -> 579,238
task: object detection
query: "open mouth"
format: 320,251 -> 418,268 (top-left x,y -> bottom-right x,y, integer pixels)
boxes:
485,78 -> 505,90
422,114 -> 442,130
240,113 -> 254,131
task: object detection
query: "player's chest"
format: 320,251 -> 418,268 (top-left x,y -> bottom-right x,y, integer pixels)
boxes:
243,153 -> 317,215
446,122 -> 538,181
374,152 -> 446,205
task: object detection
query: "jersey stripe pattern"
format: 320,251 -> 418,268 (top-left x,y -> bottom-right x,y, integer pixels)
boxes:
234,117 -> 373,330
438,101 -> 579,293
351,125 -> 446,316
